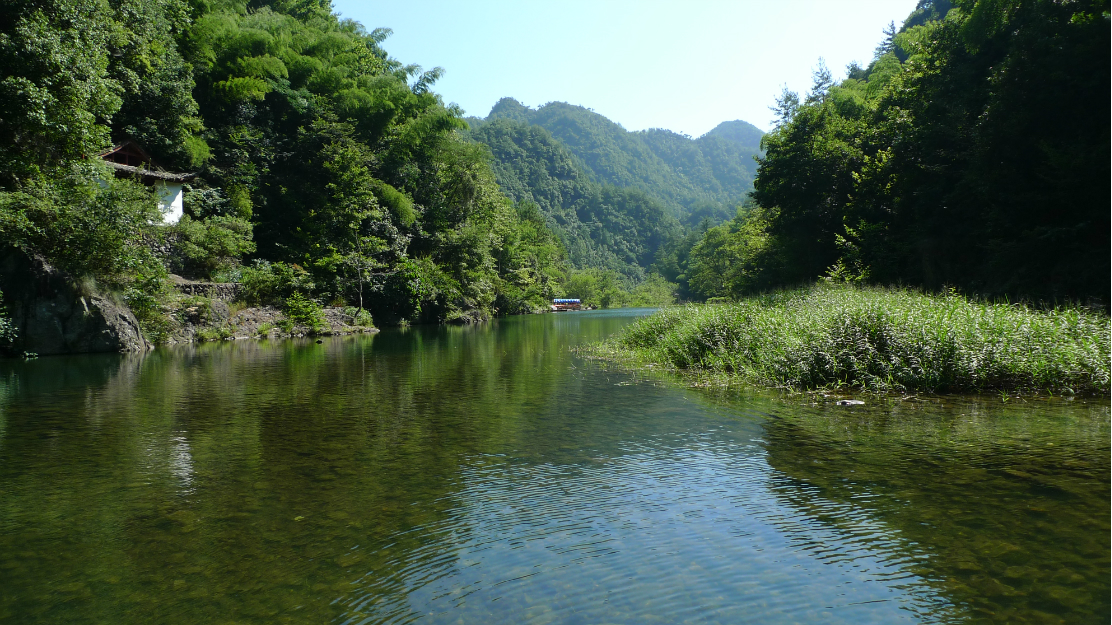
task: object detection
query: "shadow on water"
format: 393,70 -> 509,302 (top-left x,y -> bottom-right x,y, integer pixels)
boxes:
0,309 -> 1107,624
748,395 -> 1110,624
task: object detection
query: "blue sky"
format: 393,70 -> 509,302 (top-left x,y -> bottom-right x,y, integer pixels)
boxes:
332,1 -> 919,136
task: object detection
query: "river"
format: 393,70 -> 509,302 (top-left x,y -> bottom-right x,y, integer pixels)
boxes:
0,309 -> 1107,624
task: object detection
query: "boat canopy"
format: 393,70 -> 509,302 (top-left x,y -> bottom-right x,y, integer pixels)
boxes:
553,299 -> 581,303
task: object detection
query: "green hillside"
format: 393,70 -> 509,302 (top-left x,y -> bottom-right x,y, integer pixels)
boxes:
703,120 -> 765,149
466,118 -> 678,281
479,99 -> 762,224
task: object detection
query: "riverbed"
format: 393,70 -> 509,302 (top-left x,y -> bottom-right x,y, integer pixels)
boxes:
0,309 -> 1107,623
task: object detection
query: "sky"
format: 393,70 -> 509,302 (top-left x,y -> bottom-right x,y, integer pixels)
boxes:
331,1 -> 919,136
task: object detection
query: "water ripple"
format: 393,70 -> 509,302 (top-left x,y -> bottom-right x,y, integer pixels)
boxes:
335,430 -> 957,624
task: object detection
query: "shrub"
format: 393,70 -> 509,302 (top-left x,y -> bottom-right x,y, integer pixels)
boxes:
174,296 -> 215,325
195,326 -> 232,341
605,284 -> 1110,395
342,306 -> 375,327
283,292 -> 327,333
238,260 -> 315,305
0,167 -> 164,289
168,214 -> 255,279
0,288 -> 16,349
124,273 -> 173,344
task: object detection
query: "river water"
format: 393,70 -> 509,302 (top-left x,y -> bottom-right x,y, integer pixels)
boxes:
0,309 -> 1107,624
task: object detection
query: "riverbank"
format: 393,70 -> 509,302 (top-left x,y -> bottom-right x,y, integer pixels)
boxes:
159,297 -> 377,344
587,284 -> 1110,395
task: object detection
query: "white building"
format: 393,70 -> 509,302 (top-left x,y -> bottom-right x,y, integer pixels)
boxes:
99,141 -> 195,224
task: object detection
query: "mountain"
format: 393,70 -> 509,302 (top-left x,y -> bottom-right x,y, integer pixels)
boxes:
476,99 -> 763,225
466,118 -> 679,281
703,120 -> 765,149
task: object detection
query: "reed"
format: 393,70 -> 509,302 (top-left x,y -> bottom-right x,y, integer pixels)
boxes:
602,284 -> 1110,395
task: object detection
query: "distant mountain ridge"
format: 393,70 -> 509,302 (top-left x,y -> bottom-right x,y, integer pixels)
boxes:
475,98 -> 763,224
464,99 -> 765,281
703,120 -> 765,149
465,117 -> 678,281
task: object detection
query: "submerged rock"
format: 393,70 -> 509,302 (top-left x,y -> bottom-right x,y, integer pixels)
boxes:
0,247 -> 150,355
835,399 -> 866,406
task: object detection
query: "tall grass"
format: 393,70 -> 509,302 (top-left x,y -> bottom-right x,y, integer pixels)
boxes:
604,284 -> 1110,395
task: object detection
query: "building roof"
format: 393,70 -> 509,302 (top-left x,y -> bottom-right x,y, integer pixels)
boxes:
103,161 -> 196,183
99,141 -> 196,183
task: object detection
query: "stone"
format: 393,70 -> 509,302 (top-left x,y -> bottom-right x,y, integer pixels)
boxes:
835,399 -> 865,406
169,274 -> 240,301
0,247 -> 151,355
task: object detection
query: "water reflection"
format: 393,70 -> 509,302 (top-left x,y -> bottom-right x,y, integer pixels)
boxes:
755,397 -> 1110,624
0,311 -> 1107,624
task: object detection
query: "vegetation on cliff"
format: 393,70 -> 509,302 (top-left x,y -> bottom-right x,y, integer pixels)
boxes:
2,0 -> 1106,351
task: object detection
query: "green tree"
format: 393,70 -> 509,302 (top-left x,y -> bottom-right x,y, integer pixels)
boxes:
694,0 -> 1109,303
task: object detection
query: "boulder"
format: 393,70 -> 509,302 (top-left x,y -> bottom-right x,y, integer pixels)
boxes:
0,247 -> 150,355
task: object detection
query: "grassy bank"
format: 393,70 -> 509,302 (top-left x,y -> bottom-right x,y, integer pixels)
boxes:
595,285 -> 1110,395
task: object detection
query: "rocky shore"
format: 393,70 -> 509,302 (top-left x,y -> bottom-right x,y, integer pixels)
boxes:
165,301 -> 378,344
0,247 -> 149,356
0,247 -> 377,357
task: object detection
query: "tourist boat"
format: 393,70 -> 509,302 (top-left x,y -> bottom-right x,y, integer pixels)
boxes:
551,298 -> 582,311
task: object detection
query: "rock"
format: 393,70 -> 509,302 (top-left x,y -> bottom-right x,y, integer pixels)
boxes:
166,303 -> 378,344
835,399 -> 865,406
0,247 -> 150,355
169,275 -> 240,301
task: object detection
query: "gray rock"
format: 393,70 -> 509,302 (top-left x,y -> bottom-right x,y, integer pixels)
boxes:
0,247 -> 151,355
170,275 -> 240,301
835,399 -> 866,406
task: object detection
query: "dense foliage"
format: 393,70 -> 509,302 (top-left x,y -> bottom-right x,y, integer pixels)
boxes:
466,103 -> 767,303
681,0 -> 1109,304
5,0 -> 1100,336
604,284 -> 1110,395
466,118 -> 679,282
0,289 -> 14,346
474,98 -> 761,225
0,0 -> 575,326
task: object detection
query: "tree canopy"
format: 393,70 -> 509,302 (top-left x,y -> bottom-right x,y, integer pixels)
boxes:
0,0 -> 571,324
681,0 -> 1110,304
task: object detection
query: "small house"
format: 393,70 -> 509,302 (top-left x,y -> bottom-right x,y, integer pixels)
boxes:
99,141 -> 195,224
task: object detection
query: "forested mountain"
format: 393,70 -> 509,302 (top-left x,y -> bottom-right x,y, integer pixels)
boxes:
702,120 -> 765,149
463,101 -> 766,288
679,0 -> 1109,304
472,99 -> 762,225
465,118 -> 678,281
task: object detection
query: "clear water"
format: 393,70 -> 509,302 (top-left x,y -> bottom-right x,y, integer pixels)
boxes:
0,309 -> 1107,624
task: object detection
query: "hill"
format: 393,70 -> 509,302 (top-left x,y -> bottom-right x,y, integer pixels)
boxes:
466,118 -> 679,281
475,99 -> 763,226
703,120 -> 765,149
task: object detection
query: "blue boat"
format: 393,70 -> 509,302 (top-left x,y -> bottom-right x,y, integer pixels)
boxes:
551,298 -> 582,311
